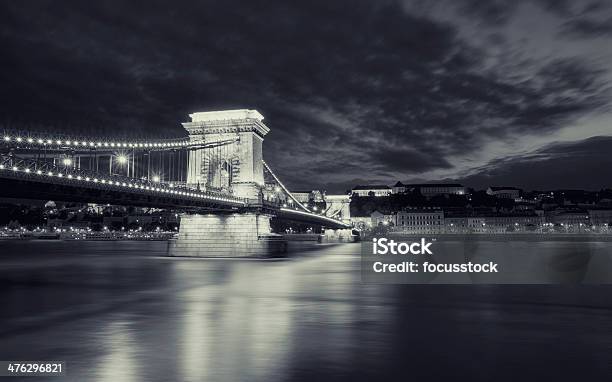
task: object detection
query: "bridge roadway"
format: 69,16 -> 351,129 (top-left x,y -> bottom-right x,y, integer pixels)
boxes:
0,154 -> 349,229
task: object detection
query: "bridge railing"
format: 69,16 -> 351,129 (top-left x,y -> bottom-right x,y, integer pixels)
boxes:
1,130 -> 190,151
0,154 -> 247,206
261,196 -> 351,228
1,132 -> 243,153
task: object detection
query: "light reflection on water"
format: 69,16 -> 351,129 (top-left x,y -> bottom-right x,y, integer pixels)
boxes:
0,241 -> 612,381
96,320 -> 139,382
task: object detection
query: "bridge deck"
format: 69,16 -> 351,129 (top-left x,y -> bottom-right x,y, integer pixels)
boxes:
0,157 -> 349,228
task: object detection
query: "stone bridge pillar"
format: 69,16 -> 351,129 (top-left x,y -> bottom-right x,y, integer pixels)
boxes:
183,109 -> 269,201
322,228 -> 355,243
169,213 -> 287,257
172,110 -> 284,257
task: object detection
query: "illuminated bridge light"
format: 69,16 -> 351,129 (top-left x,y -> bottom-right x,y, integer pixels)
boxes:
0,165 -> 4,169
57,173 -> 63,178
37,139 -> 43,144
36,170 -> 42,175
25,168 -> 30,173
16,137 -> 22,142
48,171 -> 53,176
3,136 -> 10,141
27,138 -> 33,143
93,179 -> 98,183
67,174 -> 72,179
12,166 -> 18,171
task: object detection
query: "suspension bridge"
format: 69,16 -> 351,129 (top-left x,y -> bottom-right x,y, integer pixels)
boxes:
0,109 -> 352,256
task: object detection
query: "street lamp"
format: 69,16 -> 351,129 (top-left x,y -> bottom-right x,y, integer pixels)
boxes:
110,153 -> 129,176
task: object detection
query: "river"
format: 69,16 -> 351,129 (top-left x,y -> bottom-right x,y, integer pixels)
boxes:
1,240 -> 612,381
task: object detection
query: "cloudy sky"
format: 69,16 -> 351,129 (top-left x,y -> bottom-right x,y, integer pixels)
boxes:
1,0 -> 611,192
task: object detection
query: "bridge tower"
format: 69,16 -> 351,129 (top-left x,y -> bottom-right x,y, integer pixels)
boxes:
183,109 -> 268,200
323,194 -> 352,224
171,109 -> 286,257
322,194 -> 354,242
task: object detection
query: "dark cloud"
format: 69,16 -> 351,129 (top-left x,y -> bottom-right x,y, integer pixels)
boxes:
581,1 -> 610,14
456,0 -> 521,26
459,136 -> 612,190
560,17 -> 612,38
448,0 -> 576,26
369,147 -> 453,173
0,0 -> 610,192
532,0 -> 577,17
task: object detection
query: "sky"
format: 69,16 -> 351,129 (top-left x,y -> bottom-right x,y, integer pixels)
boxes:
1,0 -> 611,192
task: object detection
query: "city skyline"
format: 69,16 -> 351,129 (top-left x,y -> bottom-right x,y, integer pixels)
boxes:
1,1 -> 611,192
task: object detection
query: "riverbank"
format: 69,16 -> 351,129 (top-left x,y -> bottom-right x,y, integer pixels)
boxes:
374,232 -> 612,242
0,231 -> 177,241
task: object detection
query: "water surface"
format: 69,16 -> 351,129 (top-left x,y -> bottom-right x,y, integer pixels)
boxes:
1,240 -> 612,381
